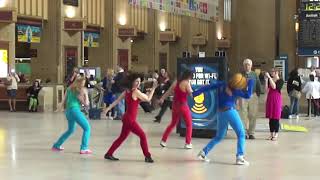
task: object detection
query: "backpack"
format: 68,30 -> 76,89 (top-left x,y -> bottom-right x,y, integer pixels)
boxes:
281,105 -> 290,119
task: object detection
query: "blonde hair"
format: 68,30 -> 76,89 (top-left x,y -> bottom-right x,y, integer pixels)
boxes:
106,69 -> 114,78
70,77 -> 86,93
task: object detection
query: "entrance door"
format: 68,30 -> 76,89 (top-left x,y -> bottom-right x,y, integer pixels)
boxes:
159,52 -> 167,70
118,49 -> 129,71
65,47 -> 77,79
0,42 -> 9,78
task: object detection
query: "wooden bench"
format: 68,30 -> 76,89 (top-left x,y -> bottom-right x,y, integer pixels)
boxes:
0,84 -> 29,111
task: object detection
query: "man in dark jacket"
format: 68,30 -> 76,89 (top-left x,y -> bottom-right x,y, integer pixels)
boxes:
287,68 -> 302,118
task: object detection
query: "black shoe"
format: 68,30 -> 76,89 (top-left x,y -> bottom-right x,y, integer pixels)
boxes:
145,156 -> 154,163
104,154 -> 119,161
245,134 -> 249,139
249,135 -> 255,139
154,118 -> 161,123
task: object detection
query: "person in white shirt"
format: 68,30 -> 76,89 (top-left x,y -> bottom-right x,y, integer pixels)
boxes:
302,74 -> 320,117
6,72 -> 20,112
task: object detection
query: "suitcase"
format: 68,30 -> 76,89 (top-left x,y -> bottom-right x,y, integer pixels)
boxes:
140,102 -> 154,113
89,108 -> 102,120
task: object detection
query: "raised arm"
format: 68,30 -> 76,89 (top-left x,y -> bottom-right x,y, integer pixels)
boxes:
233,79 -> 255,99
192,81 -> 225,97
134,80 -> 158,102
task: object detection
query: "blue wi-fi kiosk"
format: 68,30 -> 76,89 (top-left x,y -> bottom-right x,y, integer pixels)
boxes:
177,57 -> 228,138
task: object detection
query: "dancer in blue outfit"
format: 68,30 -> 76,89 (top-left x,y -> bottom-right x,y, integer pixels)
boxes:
193,73 -> 254,165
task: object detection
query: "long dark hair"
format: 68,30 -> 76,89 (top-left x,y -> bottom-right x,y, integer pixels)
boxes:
124,72 -> 144,89
178,70 -> 193,82
289,68 -> 299,77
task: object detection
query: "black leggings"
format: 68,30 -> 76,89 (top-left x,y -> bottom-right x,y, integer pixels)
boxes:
269,119 -> 280,133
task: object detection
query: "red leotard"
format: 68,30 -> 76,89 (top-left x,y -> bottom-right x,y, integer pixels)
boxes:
106,90 -> 151,157
161,81 -> 193,144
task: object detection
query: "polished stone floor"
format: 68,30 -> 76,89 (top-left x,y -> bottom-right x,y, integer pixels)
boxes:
0,109 -> 320,180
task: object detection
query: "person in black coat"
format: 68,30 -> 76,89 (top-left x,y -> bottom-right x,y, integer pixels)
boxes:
287,68 -> 302,118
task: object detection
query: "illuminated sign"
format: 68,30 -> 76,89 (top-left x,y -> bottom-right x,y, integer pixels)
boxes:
298,0 -> 320,55
16,24 -> 41,43
0,49 -> 8,78
84,31 -> 100,48
177,57 -> 227,136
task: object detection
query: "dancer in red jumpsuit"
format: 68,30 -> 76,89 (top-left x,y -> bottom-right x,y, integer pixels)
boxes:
103,73 -> 157,163
159,70 -> 193,149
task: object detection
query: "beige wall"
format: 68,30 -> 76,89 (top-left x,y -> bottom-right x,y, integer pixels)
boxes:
231,0 -> 276,72
279,0 -> 297,71
30,0 -> 60,82
0,23 -> 15,70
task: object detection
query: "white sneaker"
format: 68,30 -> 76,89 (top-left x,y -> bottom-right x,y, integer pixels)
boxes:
236,156 -> 250,166
197,150 -> 210,162
184,143 -> 193,149
160,140 -> 167,147
296,115 -> 299,119
289,115 -> 294,119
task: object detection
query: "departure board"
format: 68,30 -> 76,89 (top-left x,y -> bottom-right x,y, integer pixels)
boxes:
299,0 -> 320,48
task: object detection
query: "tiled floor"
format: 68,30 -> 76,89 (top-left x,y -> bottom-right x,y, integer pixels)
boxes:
0,110 -> 320,179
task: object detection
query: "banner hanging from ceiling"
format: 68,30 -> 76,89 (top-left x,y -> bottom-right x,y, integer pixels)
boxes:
128,0 -> 218,21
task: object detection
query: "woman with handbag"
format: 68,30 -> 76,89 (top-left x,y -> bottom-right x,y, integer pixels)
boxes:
287,68 -> 302,119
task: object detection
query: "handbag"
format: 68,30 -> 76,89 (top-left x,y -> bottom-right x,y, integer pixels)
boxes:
290,89 -> 301,99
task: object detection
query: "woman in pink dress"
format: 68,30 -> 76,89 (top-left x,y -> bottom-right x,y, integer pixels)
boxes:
265,68 -> 284,141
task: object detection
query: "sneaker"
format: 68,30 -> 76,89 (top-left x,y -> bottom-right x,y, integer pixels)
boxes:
145,156 -> 154,163
184,143 -> 193,149
296,115 -> 299,119
248,135 -> 255,140
51,146 -> 64,152
104,154 -> 119,161
289,115 -> 294,119
197,150 -> 210,162
236,156 -> 250,166
160,140 -> 167,147
80,149 -> 93,154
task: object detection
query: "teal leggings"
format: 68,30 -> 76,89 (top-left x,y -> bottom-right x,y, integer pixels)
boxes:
203,108 -> 246,157
53,108 -> 91,150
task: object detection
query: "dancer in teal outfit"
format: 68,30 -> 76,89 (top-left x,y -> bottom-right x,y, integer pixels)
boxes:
52,77 -> 92,154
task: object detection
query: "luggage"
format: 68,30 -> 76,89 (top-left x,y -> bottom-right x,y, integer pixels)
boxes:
281,105 -> 290,119
140,102 -> 154,113
89,108 -> 102,120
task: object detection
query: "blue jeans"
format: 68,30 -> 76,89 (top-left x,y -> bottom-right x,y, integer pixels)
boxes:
289,96 -> 299,115
203,109 -> 246,157
53,108 -> 91,150
115,93 -> 125,118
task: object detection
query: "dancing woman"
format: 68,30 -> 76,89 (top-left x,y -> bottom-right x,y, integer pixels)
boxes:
52,77 -> 92,154
159,70 -> 193,149
193,73 -> 254,165
103,73 -> 157,163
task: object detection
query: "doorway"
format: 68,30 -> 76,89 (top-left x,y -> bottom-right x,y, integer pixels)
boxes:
118,49 -> 129,71
65,47 -> 77,80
